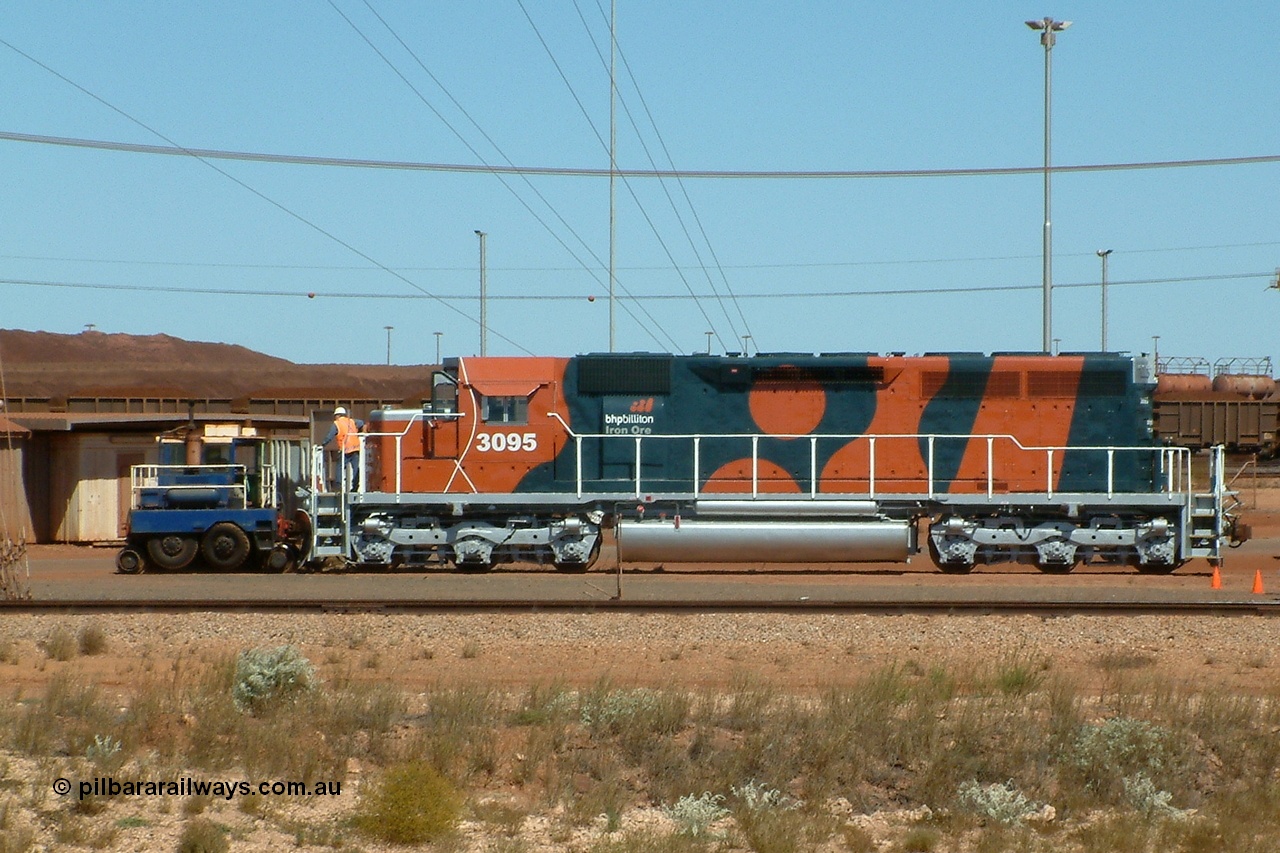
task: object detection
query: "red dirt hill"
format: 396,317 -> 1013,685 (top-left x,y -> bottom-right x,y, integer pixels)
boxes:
0,329 -> 433,401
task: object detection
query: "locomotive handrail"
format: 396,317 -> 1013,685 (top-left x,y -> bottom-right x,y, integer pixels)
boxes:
542,418 -> 1194,502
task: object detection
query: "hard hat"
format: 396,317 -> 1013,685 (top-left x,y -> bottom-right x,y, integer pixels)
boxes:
334,406 -> 347,416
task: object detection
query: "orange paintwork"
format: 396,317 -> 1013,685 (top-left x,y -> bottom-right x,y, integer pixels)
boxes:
947,355 -> 1082,493
702,458 -> 804,494
819,356 -> 944,493
748,368 -> 826,437
369,357 -> 571,494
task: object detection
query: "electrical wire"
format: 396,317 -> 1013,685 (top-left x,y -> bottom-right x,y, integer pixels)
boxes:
3,270 -> 1269,301
0,36 -> 535,355
4,128 -> 1277,179
337,0 -> 678,352
6,240 -> 1279,273
516,0 -> 733,351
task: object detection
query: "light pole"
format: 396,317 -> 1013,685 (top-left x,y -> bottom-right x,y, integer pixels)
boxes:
384,325 -> 393,365
474,230 -> 487,356
1026,16 -> 1071,353
1097,249 -> 1113,351
1152,335 -> 1161,373
434,331 -> 443,365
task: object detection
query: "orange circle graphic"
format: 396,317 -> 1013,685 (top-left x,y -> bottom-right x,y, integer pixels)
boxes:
748,369 -> 826,437
701,458 -> 803,494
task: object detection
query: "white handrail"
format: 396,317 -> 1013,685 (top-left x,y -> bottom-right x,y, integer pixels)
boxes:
546,425 -> 1193,500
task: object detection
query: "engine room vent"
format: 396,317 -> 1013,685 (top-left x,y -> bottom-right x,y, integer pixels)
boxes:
577,356 -> 672,395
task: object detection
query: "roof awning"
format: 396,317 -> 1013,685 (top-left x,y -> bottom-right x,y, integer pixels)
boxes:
464,378 -> 544,397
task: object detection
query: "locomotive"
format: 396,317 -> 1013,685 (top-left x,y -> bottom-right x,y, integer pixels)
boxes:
290,350 -> 1238,574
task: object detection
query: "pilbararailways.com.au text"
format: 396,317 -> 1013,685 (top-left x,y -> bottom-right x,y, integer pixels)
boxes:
55,776 -> 342,802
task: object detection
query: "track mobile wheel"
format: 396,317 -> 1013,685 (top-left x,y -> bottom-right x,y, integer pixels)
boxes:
116,548 -> 146,574
145,535 -> 198,570
201,523 -> 251,571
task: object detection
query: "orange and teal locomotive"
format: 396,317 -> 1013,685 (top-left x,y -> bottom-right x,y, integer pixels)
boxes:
303,351 -> 1239,573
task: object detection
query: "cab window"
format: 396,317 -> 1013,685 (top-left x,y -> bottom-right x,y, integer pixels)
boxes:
482,395 -> 528,424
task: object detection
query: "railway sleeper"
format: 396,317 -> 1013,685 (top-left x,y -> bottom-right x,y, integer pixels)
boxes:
928,514 -> 1180,573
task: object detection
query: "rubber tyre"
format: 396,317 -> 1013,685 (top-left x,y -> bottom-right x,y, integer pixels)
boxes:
201,523 -> 252,571
116,548 -> 146,574
145,535 -> 198,570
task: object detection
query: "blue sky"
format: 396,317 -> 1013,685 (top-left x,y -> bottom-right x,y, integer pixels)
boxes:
1,3 -> 1277,368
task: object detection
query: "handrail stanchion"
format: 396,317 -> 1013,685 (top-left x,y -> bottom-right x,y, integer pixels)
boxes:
1046,449 -> 1055,499
868,437 -> 876,497
394,436 -> 402,494
810,436 -> 818,497
693,436 -> 701,497
634,436 -> 642,498
927,435 -> 935,499
575,436 -> 583,498
751,435 -> 759,497
1107,448 -> 1115,498
986,437 -> 994,499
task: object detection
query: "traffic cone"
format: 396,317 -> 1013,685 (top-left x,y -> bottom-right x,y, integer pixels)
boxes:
1211,565 -> 1222,590
1252,570 -> 1265,595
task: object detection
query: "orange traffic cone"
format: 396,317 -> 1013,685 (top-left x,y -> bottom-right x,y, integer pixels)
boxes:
1252,570 -> 1266,595
1211,565 -> 1222,590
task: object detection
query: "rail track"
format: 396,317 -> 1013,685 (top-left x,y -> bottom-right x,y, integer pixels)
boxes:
2,597 -> 1278,616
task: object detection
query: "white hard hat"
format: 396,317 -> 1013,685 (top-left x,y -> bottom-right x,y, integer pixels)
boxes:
334,406 -> 347,416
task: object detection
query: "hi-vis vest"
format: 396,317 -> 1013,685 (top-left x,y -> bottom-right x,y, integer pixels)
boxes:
335,416 -> 361,454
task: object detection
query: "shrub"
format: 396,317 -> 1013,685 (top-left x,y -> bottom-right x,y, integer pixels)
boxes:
1070,716 -> 1170,798
956,780 -> 1042,825
663,793 -> 727,838
231,645 -> 314,713
77,623 -> 108,656
1123,772 -> 1188,820
352,761 -> 461,844
176,817 -> 228,853
42,627 -> 76,662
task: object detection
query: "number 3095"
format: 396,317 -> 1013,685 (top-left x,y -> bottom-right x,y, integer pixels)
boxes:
475,432 -> 537,452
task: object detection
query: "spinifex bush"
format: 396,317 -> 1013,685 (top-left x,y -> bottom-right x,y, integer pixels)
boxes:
231,644 -> 315,714
353,761 -> 461,844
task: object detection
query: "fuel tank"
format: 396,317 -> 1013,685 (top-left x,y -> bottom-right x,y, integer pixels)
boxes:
616,518 -> 913,563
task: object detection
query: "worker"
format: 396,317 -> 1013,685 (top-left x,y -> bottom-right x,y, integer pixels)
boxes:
321,406 -> 365,490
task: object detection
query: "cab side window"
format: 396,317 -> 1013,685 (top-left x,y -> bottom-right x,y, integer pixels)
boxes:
482,395 -> 528,425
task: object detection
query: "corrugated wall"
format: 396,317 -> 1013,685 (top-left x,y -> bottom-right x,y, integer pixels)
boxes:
0,440 -> 34,542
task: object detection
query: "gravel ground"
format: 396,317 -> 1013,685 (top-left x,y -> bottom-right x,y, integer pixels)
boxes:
4,610 -> 1280,852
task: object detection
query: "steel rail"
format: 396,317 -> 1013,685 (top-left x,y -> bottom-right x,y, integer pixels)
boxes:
1,598 -> 1277,617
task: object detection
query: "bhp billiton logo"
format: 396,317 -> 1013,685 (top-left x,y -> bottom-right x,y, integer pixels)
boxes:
629,398 -> 655,413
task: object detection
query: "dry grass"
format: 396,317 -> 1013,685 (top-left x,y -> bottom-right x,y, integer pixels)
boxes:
2,649 -> 1280,851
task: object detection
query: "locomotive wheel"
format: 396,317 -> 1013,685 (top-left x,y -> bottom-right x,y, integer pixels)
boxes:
928,535 -> 975,574
553,538 -> 602,573
201,523 -> 252,571
145,535 -> 198,570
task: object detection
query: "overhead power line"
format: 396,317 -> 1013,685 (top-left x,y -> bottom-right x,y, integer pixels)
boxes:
2,270 -> 1269,301
2,129 -> 1278,179
6,239 -> 1280,273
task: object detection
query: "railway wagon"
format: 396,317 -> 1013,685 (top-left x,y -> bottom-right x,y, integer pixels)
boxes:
306,351 -> 1236,574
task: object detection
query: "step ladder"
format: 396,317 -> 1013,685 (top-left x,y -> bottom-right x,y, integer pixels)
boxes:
309,491 -> 349,559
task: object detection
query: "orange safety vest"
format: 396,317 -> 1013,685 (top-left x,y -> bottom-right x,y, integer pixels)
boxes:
335,415 -> 361,454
